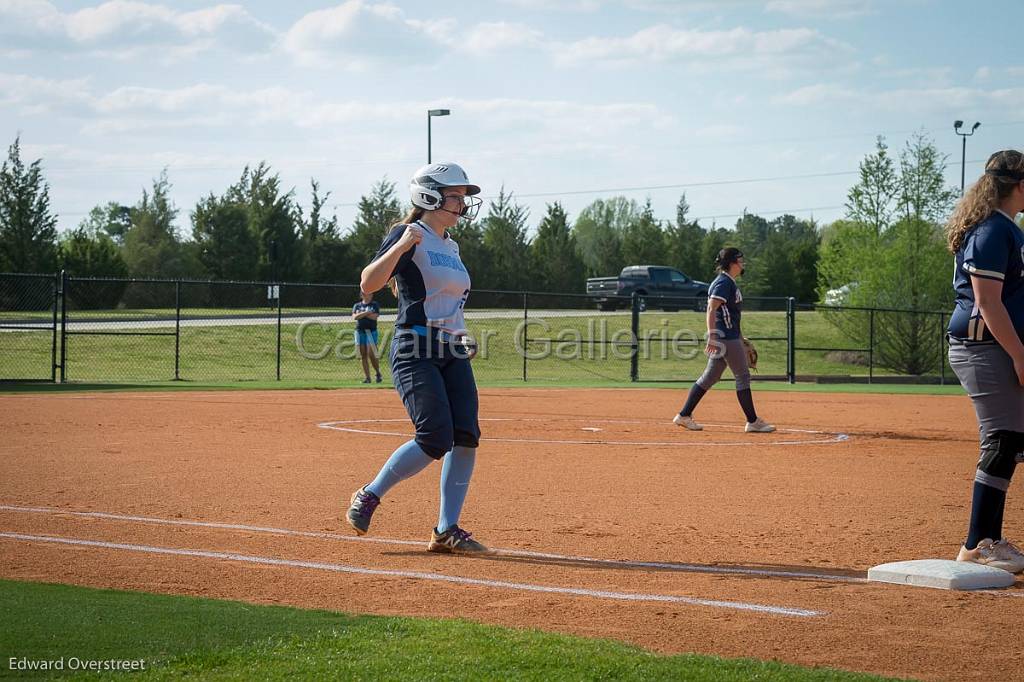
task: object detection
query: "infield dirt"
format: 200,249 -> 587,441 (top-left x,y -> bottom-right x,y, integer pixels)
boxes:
1,388 -> 1021,681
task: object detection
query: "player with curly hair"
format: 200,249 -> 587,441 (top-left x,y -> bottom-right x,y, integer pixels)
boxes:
946,149 -> 1024,573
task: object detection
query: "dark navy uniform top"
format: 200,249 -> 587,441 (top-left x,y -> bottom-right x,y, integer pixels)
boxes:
351,301 -> 379,332
949,210 -> 1024,343
708,272 -> 742,340
372,221 -> 471,335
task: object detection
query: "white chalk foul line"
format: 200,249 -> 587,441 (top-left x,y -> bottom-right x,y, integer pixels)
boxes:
318,418 -> 850,447
0,504 -> 863,584
0,532 -> 822,618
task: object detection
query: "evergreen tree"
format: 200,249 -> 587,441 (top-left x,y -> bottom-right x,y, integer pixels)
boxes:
346,178 -> 402,268
740,214 -> 819,300
122,171 -> 201,278
227,163 -> 302,281
301,179 -> 350,284
698,225 -> 731,283
59,226 -> 128,278
529,202 -> 585,293
451,218 -> 489,290
845,136 -> 899,236
58,225 -> 129,308
0,136 -> 58,273
479,186 -> 530,290
620,199 -> 666,266
191,193 -> 259,281
664,193 -> 706,279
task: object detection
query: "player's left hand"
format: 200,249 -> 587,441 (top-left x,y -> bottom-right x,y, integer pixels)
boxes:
455,334 -> 478,361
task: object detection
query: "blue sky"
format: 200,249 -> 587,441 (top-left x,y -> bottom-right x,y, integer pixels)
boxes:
2,0 -> 1022,238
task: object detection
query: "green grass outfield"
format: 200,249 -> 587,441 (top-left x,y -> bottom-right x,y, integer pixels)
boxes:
1,309 -> 958,391
0,579 -> 899,681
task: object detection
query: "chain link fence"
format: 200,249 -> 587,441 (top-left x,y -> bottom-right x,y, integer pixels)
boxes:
0,273 -> 59,382
0,272 -> 954,385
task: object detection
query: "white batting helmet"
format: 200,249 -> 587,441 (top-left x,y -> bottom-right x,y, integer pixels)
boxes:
409,162 -> 481,212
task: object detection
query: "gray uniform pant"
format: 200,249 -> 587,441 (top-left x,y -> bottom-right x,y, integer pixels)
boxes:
696,337 -> 752,391
949,340 -> 1024,436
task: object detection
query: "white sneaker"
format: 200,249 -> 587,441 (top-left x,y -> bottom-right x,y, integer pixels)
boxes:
957,538 -> 1024,574
745,417 -> 776,433
673,414 -> 703,431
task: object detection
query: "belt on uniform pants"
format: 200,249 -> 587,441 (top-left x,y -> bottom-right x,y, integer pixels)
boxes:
947,334 -> 996,347
402,325 -> 458,342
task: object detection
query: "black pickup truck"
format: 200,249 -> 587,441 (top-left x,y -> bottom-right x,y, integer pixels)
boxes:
586,265 -> 709,311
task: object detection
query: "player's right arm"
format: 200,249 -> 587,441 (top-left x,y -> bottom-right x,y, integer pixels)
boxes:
972,276 -> 1024,384
705,298 -> 723,356
360,225 -> 423,294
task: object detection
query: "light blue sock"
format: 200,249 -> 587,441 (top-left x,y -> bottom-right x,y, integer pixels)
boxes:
437,446 -> 476,533
365,440 -> 434,499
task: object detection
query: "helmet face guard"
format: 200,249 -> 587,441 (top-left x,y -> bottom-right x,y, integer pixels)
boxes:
410,162 -> 482,220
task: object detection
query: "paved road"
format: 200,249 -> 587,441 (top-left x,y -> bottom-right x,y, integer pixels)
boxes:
1,309 -> 637,333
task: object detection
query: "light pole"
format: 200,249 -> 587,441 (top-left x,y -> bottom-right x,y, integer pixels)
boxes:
954,120 -> 981,195
427,109 -> 450,163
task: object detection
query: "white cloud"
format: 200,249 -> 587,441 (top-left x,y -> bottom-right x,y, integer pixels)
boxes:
0,0 -> 276,57
281,1 -> 445,68
551,24 -> 850,71
496,0 -> 602,10
457,22 -> 544,55
774,83 -> 1024,114
282,3 -> 545,66
0,73 -> 672,148
765,0 -> 875,18
0,73 -> 95,114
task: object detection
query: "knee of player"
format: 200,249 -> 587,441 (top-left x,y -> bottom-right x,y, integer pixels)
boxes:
453,429 -> 480,449
415,425 -> 455,460
734,372 -> 752,391
976,431 -> 1024,487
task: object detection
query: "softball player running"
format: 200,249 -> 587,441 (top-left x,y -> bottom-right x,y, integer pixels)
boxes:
673,247 -> 775,433
352,290 -> 382,383
946,150 -> 1024,573
345,162 -> 488,554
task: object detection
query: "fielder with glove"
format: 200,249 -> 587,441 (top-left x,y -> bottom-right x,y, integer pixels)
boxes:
673,248 -> 775,433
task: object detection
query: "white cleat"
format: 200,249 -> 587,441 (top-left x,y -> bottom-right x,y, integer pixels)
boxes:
673,414 -> 703,431
745,417 -> 776,433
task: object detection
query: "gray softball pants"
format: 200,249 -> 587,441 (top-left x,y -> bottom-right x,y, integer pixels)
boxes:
696,337 -> 752,391
949,340 -> 1024,435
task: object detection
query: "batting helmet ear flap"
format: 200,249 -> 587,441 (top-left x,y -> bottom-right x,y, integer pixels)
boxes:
410,184 -> 443,210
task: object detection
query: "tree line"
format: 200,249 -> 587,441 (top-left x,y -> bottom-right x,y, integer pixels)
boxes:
1,132 -> 962,313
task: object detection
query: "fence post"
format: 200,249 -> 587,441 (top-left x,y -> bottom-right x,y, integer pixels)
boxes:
630,291 -> 640,382
59,270 -> 67,383
174,280 -> 181,381
786,297 -> 796,384
276,283 -> 282,381
938,312 -> 946,385
50,272 -> 59,382
868,308 -> 875,384
522,292 -> 528,382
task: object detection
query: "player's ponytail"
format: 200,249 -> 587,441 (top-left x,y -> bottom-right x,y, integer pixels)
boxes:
400,206 -> 427,225
715,247 -> 743,272
946,149 -> 1024,252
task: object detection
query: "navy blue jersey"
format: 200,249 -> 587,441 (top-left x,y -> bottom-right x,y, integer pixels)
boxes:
352,301 -> 380,331
708,273 -> 742,340
948,211 -> 1024,342
372,221 -> 471,334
